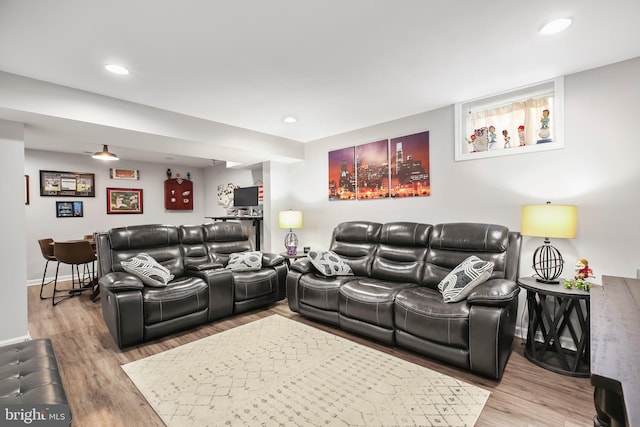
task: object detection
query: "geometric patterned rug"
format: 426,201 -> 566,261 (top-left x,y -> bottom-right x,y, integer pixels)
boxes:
122,315 -> 489,426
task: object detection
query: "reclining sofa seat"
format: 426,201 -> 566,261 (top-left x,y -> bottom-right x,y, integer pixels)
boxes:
201,222 -> 288,313
96,223 -> 286,349
394,223 -> 521,379
287,221 -> 521,379
339,222 -> 432,344
286,220 -> 382,325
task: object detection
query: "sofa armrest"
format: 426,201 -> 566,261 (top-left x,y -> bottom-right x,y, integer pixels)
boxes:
185,262 -> 224,271
98,272 -> 144,292
185,268 -> 234,321
290,257 -> 314,274
466,278 -> 520,307
262,252 -> 285,267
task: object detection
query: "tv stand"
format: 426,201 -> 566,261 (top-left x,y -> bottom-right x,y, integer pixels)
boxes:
205,216 -> 263,250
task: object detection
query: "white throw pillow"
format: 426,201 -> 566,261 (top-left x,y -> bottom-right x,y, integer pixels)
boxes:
121,253 -> 174,287
438,255 -> 494,303
226,251 -> 263,272
307,250 -> 354,277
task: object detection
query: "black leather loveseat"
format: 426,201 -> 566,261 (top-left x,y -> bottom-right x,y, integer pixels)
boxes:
287,221 -> 521,379
96,222 -> 286,348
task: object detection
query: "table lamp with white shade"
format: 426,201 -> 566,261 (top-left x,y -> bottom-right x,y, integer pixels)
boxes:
278,210 -> 303,255
521,202 -> 577,284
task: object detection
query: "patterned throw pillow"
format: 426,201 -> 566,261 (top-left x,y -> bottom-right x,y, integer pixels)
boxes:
226,251 -> 263,272
438,256 -> 494,303
307,250 -> 354,277
121,253 -> 174,288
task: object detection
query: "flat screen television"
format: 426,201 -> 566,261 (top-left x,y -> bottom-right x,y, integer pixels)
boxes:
233,186 -> 259,207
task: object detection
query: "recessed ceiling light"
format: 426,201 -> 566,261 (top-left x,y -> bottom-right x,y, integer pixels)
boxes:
105,64 -> 130,75
283,116 -> 297,124
539,18 -> 572,35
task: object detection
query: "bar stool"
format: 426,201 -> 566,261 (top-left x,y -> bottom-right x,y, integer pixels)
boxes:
52,240 -> 97,306
37,238 -> 57,300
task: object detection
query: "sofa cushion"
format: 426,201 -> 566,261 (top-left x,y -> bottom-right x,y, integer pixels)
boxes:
121,253 -> 174,287
395,286 -> 470,349
308,250 -> 354,276
231,269 -> 277,301
226,251 -> 262,271
142,276 -> 208,324
438,256 -> 494,303
339,279 -> 417,329
298,274 -> 355,311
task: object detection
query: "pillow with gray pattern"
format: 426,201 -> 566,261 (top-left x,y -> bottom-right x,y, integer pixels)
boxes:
438,255 -> 494,303
121,253 -> 174,287
226,251 -> 263,272
307,250 -> 354,277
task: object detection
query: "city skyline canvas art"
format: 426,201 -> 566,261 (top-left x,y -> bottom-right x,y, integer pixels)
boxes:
328,146 -> 355,200
328,130 -> 430,201
390,131 -> 430,197
356,140 -> 389,199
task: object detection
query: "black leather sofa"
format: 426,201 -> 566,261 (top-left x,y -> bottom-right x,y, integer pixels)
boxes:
287,221 -> 522,379
96,222 -> 286,348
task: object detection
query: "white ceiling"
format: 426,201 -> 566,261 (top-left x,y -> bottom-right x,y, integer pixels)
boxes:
1,0 -> 639,167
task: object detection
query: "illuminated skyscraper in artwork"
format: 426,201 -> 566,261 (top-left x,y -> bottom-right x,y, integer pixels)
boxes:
395,142 -> 403,174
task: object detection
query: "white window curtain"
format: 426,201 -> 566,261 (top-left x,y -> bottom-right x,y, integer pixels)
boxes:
465,94 -> 555,152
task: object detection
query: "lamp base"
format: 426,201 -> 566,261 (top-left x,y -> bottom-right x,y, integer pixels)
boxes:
535,277 -> 560,285
287,246 -> 298,256
532,240 -> 564,285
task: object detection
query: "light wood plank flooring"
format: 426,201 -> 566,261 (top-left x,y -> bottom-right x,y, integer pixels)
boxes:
28,284 -> 594,426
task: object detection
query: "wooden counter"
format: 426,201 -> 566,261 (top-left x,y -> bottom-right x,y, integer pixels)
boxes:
591,275 -> 640,426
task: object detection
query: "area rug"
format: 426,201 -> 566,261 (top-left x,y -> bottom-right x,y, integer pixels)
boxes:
122,315 -> 489,426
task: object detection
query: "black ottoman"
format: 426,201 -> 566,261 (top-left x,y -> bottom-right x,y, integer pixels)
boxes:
0,339 -> 69,406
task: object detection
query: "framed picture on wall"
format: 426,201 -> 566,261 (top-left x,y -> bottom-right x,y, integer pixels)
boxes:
107,188 -> 143,214
40,170 -> 95,197
56,201 -> 83,218
454,77 -> 564,161
110,168 -> 140,180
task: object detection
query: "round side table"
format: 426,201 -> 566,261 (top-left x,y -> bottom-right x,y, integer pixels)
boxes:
518,276 -> 590,377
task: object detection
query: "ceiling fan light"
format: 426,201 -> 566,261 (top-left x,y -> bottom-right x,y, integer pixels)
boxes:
92,144 -> 119,161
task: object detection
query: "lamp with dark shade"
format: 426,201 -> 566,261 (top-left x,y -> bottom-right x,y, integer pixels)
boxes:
521,202 -> 577,284
278,210 -> 303,256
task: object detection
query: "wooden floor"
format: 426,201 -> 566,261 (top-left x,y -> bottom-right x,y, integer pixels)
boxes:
28,284 -> 595,426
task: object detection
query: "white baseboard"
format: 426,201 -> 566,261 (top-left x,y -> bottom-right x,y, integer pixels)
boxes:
0,333 -> 32,348
26,274 -> 73,287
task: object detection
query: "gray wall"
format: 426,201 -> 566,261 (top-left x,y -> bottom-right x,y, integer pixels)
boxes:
285,57 -> 640,282
25,150 -> 206,283
10,57 -> 640,344
1,120 -> 28,344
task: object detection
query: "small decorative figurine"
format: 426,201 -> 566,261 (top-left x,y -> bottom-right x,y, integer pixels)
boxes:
563,258 -> 595,292
166,168 -> 172,179
574,258 -> 595,280
187,172 -> 191,181
465,134 -> 478,152
537,109 -> 552,143
474,127 -> 489,151
540,109 -> 550,129
502,129 -> 511,148
517,125 -> 526,146
488,126 -> 497,150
